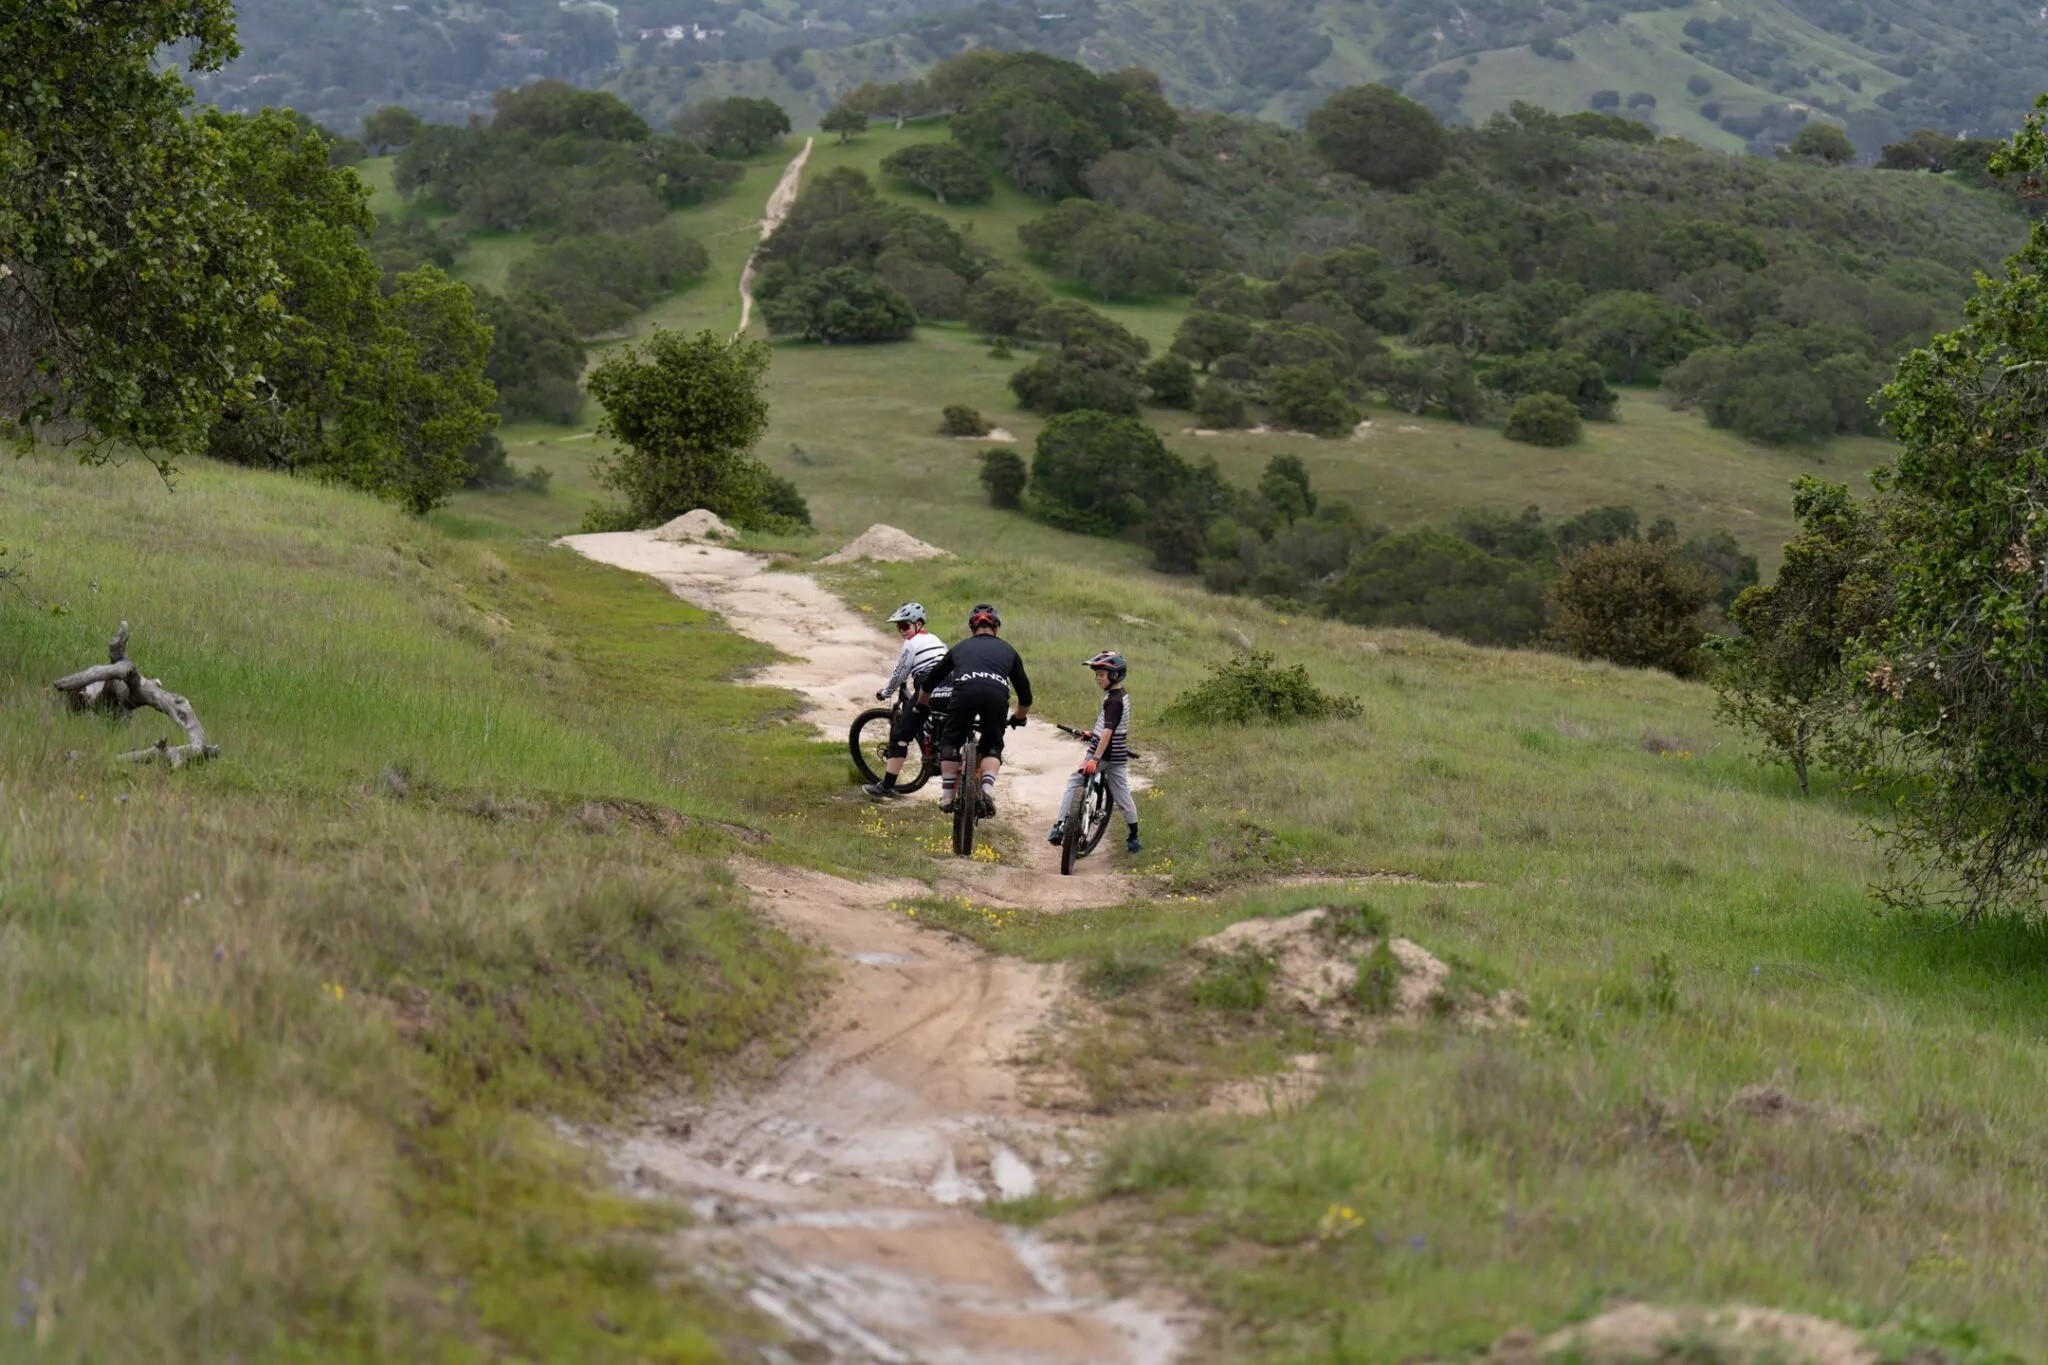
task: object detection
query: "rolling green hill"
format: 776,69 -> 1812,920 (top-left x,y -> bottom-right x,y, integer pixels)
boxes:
646,0 -> 2048,155
211,0 -> 2048,159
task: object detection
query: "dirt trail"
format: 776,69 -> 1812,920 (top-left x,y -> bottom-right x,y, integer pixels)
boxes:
565,532 -> 1147,905
564,532 -> 1179,1361
735,137 -> 814,339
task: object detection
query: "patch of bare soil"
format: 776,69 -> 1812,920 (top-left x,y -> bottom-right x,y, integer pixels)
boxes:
735,137 -> 814,338
819,523 -> 951,564
1199,907 -> 1519,1032
608,863 -> 1186,1363
1482,1303 -> 1877,1364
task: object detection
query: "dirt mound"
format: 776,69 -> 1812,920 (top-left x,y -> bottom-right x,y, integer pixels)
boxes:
1483,1304 -> 1877,1364
651,509 -> 735,543
1196,907 -> 1517,1031
819,523 -> 950,564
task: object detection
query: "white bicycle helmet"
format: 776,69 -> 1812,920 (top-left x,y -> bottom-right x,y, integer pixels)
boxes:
887,601 -> 927,625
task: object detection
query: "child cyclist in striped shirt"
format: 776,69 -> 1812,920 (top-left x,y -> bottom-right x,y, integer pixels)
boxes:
1047,650 -> 1141,855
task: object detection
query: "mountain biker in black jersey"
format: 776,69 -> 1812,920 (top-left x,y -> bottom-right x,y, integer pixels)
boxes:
917,603 -> 1031,818
863,601 -> 948,800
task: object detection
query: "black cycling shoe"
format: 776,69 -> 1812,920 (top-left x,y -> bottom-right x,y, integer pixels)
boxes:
977,795 -> 996,819
861,782 -> 894,800
938,798 -> 959,814
1046,822 -> 1065,846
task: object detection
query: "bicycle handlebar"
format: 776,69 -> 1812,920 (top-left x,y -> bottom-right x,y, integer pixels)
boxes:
1052,722 -> 1140,760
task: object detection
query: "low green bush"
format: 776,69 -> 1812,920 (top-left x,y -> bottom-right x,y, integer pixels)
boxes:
1162,650 -> 1362,725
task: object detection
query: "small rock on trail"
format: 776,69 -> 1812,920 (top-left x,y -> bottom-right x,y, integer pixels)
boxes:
819,523 -> 951,564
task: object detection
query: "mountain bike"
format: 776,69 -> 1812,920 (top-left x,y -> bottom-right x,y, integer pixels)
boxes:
1053,722 -> 1141,876
951,732 -> 981,856
847,697 -> 933,794
951,714 -> 1024,857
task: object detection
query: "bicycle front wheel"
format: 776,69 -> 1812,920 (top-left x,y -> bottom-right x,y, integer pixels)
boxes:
1058,777 -> 1090,876
1080,773 -> 1116,855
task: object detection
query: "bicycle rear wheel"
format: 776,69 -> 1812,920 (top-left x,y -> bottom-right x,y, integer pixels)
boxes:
952,738 -> 979,856
849,707 -> 931,794
1080,774 -> 1116,855
848,708 -> 892,785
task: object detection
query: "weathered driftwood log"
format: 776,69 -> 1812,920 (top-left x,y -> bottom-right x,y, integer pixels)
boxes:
52,622 -> 220,768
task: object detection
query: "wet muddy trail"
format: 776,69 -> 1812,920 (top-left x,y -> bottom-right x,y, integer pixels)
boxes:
566,532 -> 1182,1363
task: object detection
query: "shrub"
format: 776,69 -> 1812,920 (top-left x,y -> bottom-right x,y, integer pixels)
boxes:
941,404 -> 993,437
759,472 -> 812,527
1029,411 -> 1192,532
1194,377 -> 1249,428
1352,939 -> 1403,1013
1687,74 -> 1713,97
1009,356 -> 1142,416
1143,353 -> 1197,408
1325,529 -> 1550,646
1549,538 -> 1718,675
1162,651 -> 1362,726
1188,947 -> 1273,1011
1503,392 -> 1583,446
979,446 -> 1028,509
759,266 -> 915,343
1266,363 -> 1361,436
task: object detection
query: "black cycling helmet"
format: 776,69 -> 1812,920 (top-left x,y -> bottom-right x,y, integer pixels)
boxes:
1083,650 -> 1127,684
968,603 -> 1002,631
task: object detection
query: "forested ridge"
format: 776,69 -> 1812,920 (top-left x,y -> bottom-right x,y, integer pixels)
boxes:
202,0 -> 2048,157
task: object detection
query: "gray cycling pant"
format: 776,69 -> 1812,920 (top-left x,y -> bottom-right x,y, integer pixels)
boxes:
1059,761 -> 1137,826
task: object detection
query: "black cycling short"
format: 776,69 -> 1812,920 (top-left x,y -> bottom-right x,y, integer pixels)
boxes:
884,699 -> 928,759
939,684 -> 1009,761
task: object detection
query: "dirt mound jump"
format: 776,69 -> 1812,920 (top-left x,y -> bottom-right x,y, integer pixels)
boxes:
650,509 -> 734,543
820,523 -> 951,564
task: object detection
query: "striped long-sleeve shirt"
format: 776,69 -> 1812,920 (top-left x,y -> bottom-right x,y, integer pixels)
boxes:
1094,689 -> 1131,763
883,630 -> 949,701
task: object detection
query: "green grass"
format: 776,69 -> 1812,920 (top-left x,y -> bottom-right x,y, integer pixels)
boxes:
809,548 -> 2048,1360
0,451 -> 937,1359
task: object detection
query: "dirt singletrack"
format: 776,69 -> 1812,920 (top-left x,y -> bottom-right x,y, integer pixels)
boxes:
564,531 -> 1181,1362
735,137 -> 814,340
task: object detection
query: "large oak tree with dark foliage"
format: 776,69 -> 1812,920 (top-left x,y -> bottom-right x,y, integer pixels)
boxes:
1,0 -> 281,464
1863,98 -> 2048,916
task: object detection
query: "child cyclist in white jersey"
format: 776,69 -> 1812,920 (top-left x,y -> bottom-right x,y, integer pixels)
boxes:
1047,650 -> 1140,854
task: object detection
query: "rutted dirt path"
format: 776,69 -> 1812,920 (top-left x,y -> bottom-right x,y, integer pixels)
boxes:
564,532 -> 1181,1362
735,137 -> 814,340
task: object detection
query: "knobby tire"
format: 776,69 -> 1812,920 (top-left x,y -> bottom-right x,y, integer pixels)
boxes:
1081,775 -> 1115,855
1058,776 -> 1090,876
849,706 -> 931,794
952,737 -> 978,857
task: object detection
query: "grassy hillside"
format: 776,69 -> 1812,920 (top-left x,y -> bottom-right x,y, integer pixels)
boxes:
0,452 -> 925,1360
641,0 -> 1976,155
454,420 -> 2048,1359
461,120 -> 1892,574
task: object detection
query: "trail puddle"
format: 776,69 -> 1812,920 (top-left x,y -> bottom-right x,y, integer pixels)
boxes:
565,532 -> 1184,1360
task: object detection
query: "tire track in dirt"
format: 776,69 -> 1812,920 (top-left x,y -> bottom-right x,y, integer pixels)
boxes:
735,136 -> 814,340
565,532 -> 1183,1362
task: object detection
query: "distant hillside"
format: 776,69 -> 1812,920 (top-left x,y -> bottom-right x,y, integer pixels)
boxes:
205,0 -> 2048,157
662,0 -> 2048,153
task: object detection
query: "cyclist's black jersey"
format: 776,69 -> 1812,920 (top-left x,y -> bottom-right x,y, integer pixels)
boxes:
923,635 -> 1032,707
